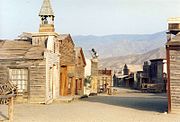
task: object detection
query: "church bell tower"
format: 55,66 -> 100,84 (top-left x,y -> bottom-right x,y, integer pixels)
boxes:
39,0 -> 55,32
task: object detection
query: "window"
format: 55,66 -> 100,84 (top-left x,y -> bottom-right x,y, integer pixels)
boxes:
9,69 -> 28,93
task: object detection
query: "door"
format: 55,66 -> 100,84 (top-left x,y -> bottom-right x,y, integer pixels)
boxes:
75,79 -> 78,95
60,66 -> 67,96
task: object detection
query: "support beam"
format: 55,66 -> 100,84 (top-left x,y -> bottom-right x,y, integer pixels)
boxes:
8,97 -> 14,122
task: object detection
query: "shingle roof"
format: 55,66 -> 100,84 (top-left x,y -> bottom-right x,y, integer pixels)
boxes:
39,0 -> 54,16
0,40 -> 45,60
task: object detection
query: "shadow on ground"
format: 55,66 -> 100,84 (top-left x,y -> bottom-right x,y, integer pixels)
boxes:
82,94 -> 168,113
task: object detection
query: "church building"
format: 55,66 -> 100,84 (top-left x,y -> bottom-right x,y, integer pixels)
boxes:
0,0 -> 85,103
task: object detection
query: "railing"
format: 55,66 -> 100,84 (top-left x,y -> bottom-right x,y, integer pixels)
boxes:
0,81 -> 17,122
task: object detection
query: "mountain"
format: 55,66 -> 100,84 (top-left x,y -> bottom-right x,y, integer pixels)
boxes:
99,47 -> 166,72
73,31 -> 167,58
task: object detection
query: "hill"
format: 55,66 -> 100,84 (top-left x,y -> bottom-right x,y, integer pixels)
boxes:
99,47 -> 166,72
73,31 -> 166,58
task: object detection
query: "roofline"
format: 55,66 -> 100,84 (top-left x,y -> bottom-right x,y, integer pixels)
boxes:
150,58 -> 165,61
79,48 -> 86,66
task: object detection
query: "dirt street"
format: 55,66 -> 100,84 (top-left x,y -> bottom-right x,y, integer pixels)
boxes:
0,88 -> 180,122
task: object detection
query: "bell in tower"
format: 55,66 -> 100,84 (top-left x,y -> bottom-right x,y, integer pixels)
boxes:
39,0 -> 55,32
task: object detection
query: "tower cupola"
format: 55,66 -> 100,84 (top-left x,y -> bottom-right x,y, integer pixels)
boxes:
39,0 -> 55,32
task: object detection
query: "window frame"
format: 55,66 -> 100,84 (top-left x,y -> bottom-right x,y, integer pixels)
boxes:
8,68 -> 29,94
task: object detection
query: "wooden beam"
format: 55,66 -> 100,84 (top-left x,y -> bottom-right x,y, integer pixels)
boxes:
8,97 -> 14,122
166,47 -> 171,113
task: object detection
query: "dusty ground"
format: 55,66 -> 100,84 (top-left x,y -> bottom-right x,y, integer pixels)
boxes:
0,88 -> 180,122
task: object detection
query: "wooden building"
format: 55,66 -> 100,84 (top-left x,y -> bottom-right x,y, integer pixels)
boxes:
0,0 -> 62,103
21,0 -> 78,97
98,69 -> 112,93
149,59 -> 165,84
136,59 -> 167,92
57,34 -> 76,96
0,37 -> 60,104
166,17 -> 180,113
113,65 -> 130,87
0,0 -> 86,104
91,58 -> 99,93
75,47 -> 86,95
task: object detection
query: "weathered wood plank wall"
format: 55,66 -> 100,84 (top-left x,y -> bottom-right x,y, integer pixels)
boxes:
169,50 -> 180,113
0,59 -> 46,103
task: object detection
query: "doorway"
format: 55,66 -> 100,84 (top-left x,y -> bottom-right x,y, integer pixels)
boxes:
60,66 -> 67,96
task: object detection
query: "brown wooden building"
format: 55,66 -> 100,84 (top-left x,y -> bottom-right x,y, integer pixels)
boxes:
75,47 -> 86,95
0,0 -> 86,104
166,17 -> 180,113
57,34 -> 76,96
98,69 -> 112,93
23,0 -> 78,97
0,36 -> 60,104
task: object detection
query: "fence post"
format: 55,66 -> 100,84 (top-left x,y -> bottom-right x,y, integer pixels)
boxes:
8,97 -> 14,122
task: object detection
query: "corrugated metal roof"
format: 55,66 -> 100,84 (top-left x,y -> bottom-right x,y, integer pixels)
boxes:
39,0 -> 54,16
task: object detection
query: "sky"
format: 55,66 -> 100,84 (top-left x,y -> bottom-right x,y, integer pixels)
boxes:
0,0 -> 180,39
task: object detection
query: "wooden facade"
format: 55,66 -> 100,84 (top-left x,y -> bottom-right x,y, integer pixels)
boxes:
56,34 -> 76,96
0,0 -> 86,103
166,34 -> 180,114
75,48 -> 86,95
98,69 -> 112,93
166,17 -> 180,114
0,37 -> 60,104
20,32 -> 79,97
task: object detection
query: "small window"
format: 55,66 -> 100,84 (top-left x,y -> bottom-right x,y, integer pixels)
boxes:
9,69 -> 28,93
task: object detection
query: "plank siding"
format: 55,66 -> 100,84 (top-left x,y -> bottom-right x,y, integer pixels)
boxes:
56,35 -> 76,96
169,49 -> 180,113
75,48 -> 86,95
0,59 -> 46,103
29,61 -> 46,103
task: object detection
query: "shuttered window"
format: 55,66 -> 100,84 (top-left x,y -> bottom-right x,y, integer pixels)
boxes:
9,69 -> 28,93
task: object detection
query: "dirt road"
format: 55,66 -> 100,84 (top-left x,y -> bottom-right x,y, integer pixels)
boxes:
1,88 -> 180,122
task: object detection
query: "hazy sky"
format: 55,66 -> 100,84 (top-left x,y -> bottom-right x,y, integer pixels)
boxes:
0,0 -> 180,39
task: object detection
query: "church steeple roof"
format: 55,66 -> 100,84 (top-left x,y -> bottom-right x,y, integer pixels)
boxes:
39,0 -> 54,16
